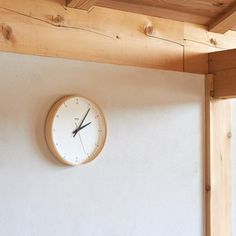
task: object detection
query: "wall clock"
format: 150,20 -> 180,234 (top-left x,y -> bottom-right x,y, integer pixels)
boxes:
45,95 -> 107,166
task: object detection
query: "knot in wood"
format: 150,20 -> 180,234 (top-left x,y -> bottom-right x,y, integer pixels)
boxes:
205,185 -> 211,192
227,131 -> 232,139
212,2 -> 224,7
52,15 -> 64,24
1,24 -> 13,41
210,38 -> 217,46
144,24 -> 153,36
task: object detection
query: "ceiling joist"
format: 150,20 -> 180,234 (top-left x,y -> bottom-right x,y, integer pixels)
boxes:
67,0 -> 236,34
209,4 -> 236,34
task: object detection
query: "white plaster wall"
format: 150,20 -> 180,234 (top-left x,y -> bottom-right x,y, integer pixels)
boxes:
0,52 -> 204,236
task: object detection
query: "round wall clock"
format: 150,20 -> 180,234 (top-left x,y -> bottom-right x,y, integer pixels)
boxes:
45,95 -> 107,166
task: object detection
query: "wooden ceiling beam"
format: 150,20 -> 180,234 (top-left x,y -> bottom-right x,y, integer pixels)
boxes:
212,69 -> 236,98
2,0 -> 236,74
209,4 -> 236,34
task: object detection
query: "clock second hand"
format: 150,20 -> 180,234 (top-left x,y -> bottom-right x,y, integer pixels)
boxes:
74,122 -> 89,158
78,132 -> 89,158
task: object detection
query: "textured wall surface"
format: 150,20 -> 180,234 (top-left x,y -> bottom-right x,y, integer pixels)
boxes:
0,52 -> 204,236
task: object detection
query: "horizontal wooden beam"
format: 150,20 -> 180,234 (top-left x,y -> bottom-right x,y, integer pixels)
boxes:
0,0 -> 185,72
1,0 -> 236,74
209,4 -> 236,34
209,49 -> 236,73
209,49 -> 236,98
212,69 -> 236,98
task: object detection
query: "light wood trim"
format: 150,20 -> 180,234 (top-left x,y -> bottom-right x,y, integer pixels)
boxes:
209,4 -> 236,34
205,75 -> 212,236
205,74 -> 232,236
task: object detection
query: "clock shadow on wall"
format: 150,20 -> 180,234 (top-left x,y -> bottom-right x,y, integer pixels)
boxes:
35,95 -> 107,167
35,96 -> 66,167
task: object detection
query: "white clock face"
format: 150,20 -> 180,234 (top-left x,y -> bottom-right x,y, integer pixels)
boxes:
45,96 -> 106,166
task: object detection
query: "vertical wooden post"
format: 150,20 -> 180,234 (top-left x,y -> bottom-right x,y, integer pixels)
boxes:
205,74 -> 232,236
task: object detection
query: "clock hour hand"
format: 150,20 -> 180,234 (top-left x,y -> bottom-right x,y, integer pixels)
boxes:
72,108 -> 90,137
72,122 -> 91,137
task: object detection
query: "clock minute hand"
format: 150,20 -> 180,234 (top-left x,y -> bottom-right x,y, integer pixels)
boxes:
72,108 -> 90,137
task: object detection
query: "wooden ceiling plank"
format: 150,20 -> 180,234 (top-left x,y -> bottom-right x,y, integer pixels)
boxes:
106,0 -> 235,17
67,0 -> 236,27
209,4 -> 236,33
67,0 -> 95,10
95,0 -> 211,25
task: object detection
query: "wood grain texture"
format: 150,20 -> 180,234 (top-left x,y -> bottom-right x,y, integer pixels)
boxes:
95,0 -> 211,25
1,0 -> 236,73
209,3 -> 236,33
184,23 -> 236,49
213,69 -> 236,98
205,74 -> 232,236
67,0 -> 236,29
67,0 -> 96,10
209,49 -> 236,73
209,49 -> 236,98
0,1 -> 184,71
